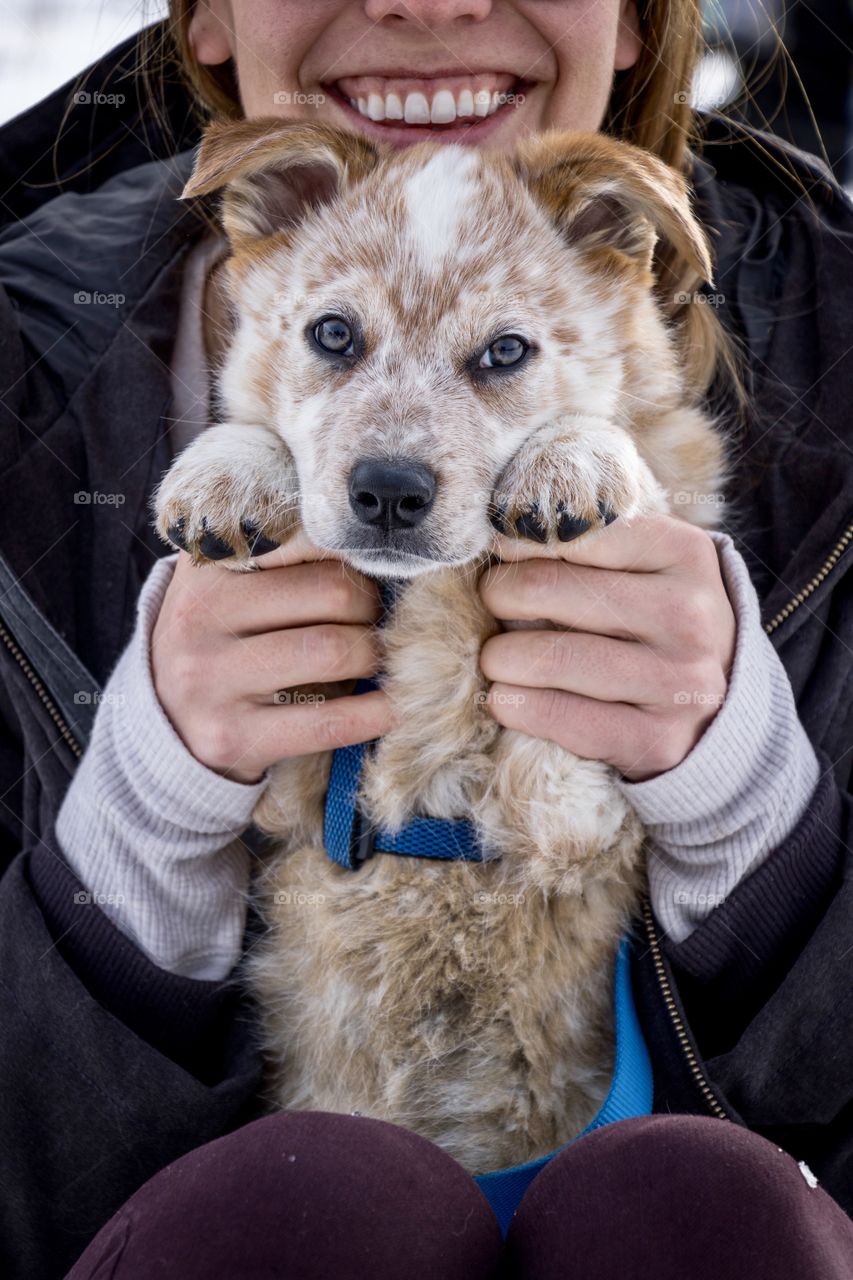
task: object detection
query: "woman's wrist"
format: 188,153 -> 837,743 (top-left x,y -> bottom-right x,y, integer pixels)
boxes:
617,531 -> 820,942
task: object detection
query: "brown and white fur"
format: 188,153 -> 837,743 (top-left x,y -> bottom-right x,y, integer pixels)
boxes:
153,120 -> 727,1175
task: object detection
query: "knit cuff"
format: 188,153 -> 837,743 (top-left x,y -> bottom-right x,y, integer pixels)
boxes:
616,530 -> 820,943
55,554 -> 269,979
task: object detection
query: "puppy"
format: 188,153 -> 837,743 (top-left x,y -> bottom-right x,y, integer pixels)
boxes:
154,120 -> 727,1175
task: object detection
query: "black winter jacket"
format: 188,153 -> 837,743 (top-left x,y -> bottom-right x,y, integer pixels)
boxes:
0,32 -> 851,1280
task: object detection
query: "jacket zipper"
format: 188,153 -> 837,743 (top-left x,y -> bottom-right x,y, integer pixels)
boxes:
641,897 -> 730,1120
0,618 -> 83,761
643,519 -> 852,1113
763,521 -> 853,635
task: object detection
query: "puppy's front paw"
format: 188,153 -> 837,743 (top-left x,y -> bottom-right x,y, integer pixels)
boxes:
491,419 -> 668,544
153,424 -> 300,567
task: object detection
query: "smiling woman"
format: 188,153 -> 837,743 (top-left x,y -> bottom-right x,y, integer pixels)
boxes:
168,0 -> 692,162
1,1 -> 852,1278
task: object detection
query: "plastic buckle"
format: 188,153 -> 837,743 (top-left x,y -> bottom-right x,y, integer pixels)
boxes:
352,807 -> 377,866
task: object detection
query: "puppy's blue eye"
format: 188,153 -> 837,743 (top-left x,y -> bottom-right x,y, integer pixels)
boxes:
479,335 -> 528,369
313,316 -> 354,355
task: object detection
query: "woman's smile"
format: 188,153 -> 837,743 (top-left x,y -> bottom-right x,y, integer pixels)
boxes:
326,70 -> 537,145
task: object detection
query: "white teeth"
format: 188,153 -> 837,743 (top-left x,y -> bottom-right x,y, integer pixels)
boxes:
473,88 -> 491,117
403,92 -> 430,124
430,89 -> 456,124
347,81 -> 515,125
385,91 -> 404,119
367,92 -> 385,121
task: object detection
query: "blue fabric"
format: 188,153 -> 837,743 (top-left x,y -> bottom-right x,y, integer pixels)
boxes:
473,934 -> 653,1236
324,737 -> 487,868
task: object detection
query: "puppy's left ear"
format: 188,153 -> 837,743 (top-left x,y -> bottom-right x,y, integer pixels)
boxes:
514,131 -> 713,287
182,119 -> 381,248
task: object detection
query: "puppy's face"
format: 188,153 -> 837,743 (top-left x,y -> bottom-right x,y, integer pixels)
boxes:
191,125 -> 710,577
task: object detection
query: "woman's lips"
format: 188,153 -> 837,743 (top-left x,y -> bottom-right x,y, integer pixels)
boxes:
323,73 -> 531,145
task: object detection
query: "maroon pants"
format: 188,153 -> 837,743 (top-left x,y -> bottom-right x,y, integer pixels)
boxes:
67,1112 -> 853,1279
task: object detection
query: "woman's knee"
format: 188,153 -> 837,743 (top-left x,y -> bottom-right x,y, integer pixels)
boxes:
507,1114 -> 853,1280
67,1111 -> 504,1280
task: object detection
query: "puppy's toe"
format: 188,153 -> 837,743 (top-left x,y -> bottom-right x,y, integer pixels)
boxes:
199,518 -> 236,561
241,519 -> 281,556
166,516 -> 189,551
597,499 -> 619,527
514,505 -> 548,543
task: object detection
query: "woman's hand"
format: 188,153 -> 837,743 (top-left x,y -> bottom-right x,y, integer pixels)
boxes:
151,532 -> 393,784
478,514 -> 737,782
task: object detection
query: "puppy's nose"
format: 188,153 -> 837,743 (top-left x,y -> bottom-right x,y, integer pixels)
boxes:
348,459 -> 436,530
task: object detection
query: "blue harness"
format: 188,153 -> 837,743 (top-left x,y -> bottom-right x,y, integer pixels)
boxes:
322,604 -> 653,1235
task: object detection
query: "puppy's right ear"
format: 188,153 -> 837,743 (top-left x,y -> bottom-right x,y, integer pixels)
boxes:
182,119 -> 381,248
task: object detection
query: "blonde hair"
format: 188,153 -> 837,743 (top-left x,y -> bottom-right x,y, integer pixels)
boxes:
144,0 -> 754,413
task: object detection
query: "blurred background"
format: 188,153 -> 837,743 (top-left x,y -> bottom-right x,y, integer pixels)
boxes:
1,0 -> 851,185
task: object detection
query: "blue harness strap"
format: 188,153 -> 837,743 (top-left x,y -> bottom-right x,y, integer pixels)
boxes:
323,662 -> 487,867
473,934 -> 653,1235
324,735 -> 487,868
321,592 -> 653,1235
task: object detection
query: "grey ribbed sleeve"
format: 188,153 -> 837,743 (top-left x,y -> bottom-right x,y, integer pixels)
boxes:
55,553 -> 269,980
617,529 -> 820,943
